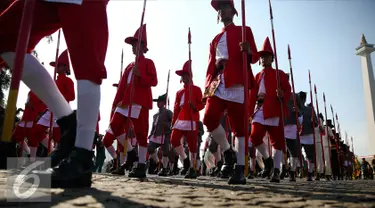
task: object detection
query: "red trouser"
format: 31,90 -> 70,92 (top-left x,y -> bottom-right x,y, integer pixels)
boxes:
250,122 -> 285,151
0,0 -> 108,84
171,128 -> 198,153
12,124 -> 32,143
103,109 -> 149,148
28,124 -> 60,147
203,96 -> 245,137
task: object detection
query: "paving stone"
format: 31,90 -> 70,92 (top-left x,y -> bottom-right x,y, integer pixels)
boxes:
0,171 -> 375,207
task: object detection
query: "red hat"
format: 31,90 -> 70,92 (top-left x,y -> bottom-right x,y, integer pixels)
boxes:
258,37 -> 274,56
175,60 -> 192,77
125,24 -> 148,52
50,49 -> 70,75
211,0 -> 238,16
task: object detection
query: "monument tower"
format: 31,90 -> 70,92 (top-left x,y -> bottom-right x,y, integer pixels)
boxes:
355,34 -> 375,155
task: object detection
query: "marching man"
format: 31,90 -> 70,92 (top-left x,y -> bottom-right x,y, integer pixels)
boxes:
323,119 -> 334,180
170,60 -> 204,179
249,37 -> 291,183
203,0 -> 259,185
298,91 -> 318,181
30,49 -> 75,156
0,0 -> 109,188
102,24 -> 158,178
12,91 -> 47,159
283,81 -> 303,182
147,93 -> 173,176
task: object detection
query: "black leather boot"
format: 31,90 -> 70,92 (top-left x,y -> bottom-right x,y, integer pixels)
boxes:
180,158 -> 190,175
128,163 -> 146,178
220,148 -> 236,178
50,111 -> 77,167
228,165 -> 246,185
111,163 -> 126,175
280,165 -> 288,180
261,157 -> 274,178
158,167 -> 169,177
184,167 -> 198,179
147,159 -> 157,175
307,172 -> 313,181
315,173 -> 321,181
270,168 -> 281,183
247,170 -> 254,179
50,147 -> 93,188
289,171 -> 296,182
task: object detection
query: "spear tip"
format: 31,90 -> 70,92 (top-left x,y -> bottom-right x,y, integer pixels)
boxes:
287,44 -> 291,59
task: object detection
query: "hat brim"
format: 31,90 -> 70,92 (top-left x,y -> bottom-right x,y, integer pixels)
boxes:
175,70 -> 186,76
259,51 -> 274,57
50,61 -> 56,67
125,37 -> 149,51
211,1 -> 238,16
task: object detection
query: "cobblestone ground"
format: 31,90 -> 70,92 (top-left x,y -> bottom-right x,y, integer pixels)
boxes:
0,170 -> 375,208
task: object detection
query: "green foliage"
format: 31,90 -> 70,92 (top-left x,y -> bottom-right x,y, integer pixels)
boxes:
0,67 -> 11,107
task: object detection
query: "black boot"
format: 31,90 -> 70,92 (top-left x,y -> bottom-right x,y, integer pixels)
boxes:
289,171 -> 296,182
185,167 -> 198,179
315,173 -> 321,181
325,175 -> 331,181
50,111 -> 77,167
270,168 -> 280,183
280,165 -> 287,180
158,167 -> 169,177
111,164 -> 126,175
109,158 -> 118,172
261,157 -> 274,178
180,158 -> 190,175
124,149 -> 137,171
49,147 -> 93,188
147,159 -> 157,175
128,163 -> 146,178
220,148 -> 236,178
247,170 -> 254,179
211,160 -> 223,177
228,165 -> 246,185
307,172 -> 313,181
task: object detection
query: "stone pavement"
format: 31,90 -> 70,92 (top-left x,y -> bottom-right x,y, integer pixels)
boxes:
0,170 -> 375,208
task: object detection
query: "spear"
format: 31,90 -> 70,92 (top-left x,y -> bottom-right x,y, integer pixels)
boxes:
123,0 -> 148,156
323,92 -> 333,174
159,69 -> 170,170
1,0 -> 36,143
268,0 -> 286,157
47,29 -> 62,155
330,104 -> 342,176
287,45 -> 304,171
113,49 -> 124,88
240,0 -> 250,176
351,136 -> 354,154
314,84 -> 325,173
187,27 -> 197,171
308,70 -> 318,174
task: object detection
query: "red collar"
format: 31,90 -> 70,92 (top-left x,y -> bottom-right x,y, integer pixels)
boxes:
222,22 -> 235,32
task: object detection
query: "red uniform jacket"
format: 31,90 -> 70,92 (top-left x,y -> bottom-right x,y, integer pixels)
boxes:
205,23 -> 259,90
22,91 -> 47,121
56,74 -> 75,103
113,55 -> 157,110
249,67 -> 291,119
172,84 -> 204,125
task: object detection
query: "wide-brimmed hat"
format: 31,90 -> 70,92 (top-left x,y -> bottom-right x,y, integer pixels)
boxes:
153,93 -> 167,102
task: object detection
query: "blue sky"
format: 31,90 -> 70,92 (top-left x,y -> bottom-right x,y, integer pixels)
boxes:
13,0 -> 375,157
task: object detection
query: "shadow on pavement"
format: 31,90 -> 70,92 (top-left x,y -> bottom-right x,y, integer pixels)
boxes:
0,186 -> 162,208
